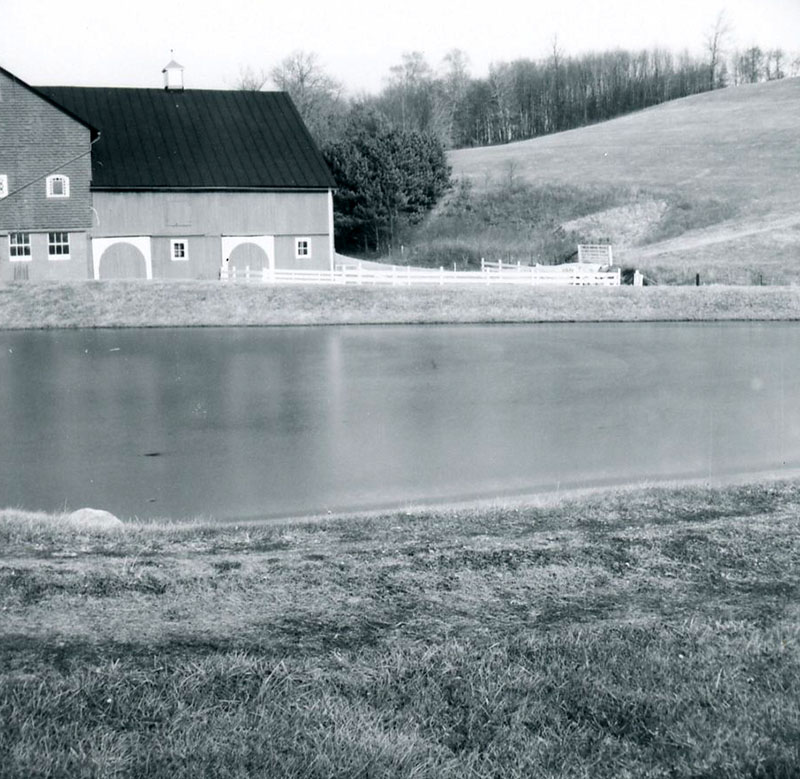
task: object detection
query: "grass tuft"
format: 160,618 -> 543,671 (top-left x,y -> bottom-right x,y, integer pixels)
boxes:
2,479 -> 800,776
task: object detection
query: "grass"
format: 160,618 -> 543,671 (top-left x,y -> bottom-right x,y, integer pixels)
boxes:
393,179 -> 741,274
421,78 -> 800,284
2,280 -> 800,329
2,479 -> 800,777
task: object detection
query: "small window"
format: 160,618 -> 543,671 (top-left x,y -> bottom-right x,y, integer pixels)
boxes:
48,232 -> 70,259
46,174 -> 70,198
170,239 -> 189,261
295,238 -> 311,259
0,175 -> 8,199
9,232 -> 31,260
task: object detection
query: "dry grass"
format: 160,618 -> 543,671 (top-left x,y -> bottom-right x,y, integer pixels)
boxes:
440,78 -> 800,283
2,480 -> 800,777
1,280 -> 800,330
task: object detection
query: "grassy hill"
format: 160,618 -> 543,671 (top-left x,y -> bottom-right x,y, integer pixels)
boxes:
406,78 -> 800,285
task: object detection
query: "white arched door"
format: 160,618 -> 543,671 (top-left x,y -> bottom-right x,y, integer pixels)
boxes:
92,237 -> 153,280
221,236 -> 275,272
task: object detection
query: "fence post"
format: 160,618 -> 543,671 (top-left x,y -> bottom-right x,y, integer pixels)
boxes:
695,273 -> 700,286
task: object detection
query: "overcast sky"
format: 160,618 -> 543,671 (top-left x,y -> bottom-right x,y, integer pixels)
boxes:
4,0 -> 799,93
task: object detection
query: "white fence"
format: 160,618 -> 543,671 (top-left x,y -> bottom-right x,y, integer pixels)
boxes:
219,262 -> 621,287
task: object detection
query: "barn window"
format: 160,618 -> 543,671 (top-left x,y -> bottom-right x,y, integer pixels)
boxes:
295,238 -> 311,259
48,232 -> 71,259
46,174 -> 70,198
9,232 -> 31,260
171,239 -> 189,261
0,175 -> 8,199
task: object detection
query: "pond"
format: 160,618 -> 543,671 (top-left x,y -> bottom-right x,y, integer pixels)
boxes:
1,323 -> 798,521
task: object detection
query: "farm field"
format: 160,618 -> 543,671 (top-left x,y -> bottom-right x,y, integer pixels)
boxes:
405,78 -> 800,284
2,479 -> 799,777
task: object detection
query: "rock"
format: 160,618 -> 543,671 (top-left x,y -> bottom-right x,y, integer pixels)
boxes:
67,508 -> 124,530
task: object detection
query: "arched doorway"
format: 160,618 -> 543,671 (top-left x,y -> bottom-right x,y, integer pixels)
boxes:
92,237 -> 152,280
229,243 -> 268,271
221,236 -> 274,275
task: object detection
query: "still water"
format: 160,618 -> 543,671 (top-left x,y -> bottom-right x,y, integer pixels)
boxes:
1,323 -> 798,520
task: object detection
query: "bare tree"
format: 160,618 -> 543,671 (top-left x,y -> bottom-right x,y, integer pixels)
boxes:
765,49 -> 786,80
235,64 -> 270,92
439,49 -> 471,146
704,10 -> 732,89
270,51 -> 345,143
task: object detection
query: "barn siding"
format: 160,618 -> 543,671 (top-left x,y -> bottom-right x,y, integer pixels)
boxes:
92,191 -> 333,275
92,191 -> 330,236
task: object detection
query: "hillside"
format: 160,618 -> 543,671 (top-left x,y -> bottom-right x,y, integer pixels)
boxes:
439,78 -> 800,284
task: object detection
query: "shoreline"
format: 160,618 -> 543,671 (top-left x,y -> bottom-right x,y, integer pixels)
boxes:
1,280 -> 799,329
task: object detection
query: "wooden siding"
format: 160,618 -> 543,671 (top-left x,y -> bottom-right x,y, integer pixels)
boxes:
92,191 -> 331,236
92,191 -> 333,275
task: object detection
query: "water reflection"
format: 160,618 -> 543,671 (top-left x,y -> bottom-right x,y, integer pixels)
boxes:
0,323 -> 798,520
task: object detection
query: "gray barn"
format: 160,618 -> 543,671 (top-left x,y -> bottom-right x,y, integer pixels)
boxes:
0,61 -> 335,281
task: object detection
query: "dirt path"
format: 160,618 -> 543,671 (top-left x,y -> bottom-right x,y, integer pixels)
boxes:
635,213 -> 800,258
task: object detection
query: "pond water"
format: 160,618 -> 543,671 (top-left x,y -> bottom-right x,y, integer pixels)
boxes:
1,323 -> 798,521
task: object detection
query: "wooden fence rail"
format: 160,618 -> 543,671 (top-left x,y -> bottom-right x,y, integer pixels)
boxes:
219,263 -> 621,287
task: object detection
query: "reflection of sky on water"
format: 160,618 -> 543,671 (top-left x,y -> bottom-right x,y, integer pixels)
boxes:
0,323 -> 798,520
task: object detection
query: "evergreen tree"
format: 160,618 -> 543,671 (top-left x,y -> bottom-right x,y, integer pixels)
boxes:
322,110 -> 451,253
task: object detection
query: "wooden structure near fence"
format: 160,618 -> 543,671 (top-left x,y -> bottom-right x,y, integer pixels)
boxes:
577,244 -> 614,265
219,260 -> 621,287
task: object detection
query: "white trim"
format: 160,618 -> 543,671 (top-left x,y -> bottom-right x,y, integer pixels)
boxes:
91,236 -> 153,280
170,238 -> 189,261
295,237 -> 311,259
47,231 -> 71,261
327,189 -> 335,271
221,235 -> 274,269
46,174 -> 70,199
9,232 -> 31,261
0,174 -> 8,199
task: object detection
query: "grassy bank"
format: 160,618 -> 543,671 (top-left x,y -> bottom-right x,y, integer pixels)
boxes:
1,280 -> 800,329
2,480 -> 800,777
442,79 -> 800,285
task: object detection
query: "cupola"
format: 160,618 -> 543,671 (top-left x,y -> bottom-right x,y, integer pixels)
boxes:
162,56 -> 185,91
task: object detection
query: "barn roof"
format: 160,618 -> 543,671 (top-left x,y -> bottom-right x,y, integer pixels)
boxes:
36,86 -> 335,191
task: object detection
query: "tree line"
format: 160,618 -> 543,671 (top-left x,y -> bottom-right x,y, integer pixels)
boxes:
242,39 -> 799,153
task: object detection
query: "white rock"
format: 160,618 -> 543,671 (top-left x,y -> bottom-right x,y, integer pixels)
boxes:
67,508 -> 124,530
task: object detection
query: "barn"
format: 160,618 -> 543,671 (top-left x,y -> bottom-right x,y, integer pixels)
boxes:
0,61 -> 336,281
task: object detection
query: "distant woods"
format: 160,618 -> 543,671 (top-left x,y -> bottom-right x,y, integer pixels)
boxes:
238,39 -> 798,152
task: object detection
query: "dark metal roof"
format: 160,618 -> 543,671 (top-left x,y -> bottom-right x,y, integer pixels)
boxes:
36,86 -> 335,190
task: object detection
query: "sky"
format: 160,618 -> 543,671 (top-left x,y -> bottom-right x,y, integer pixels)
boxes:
3,0 -> 799,93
